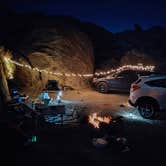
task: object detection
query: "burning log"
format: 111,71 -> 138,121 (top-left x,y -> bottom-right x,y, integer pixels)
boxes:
88,113 -> 112,128
89,113 -> 129,152
100,116 -> 124,137
88,113 -> 124,138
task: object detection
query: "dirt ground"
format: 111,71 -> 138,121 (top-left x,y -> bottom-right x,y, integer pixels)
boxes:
63,89 -> 128,103
15,90 -> 166,166
62,89 -> 129,114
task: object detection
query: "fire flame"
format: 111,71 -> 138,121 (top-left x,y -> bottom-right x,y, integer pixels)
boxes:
88,113 -> 112,128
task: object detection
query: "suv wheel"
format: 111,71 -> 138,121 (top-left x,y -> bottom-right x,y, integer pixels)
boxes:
96,82 -> 109,93
138,101 -> 158,119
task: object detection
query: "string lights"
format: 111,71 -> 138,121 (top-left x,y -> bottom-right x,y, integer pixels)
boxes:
94,64 -> 155,77
2,57 -> 15,79
4,57 -> 155,79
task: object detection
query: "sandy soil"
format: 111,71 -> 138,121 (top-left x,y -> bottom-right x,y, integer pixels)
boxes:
63,89 -> 128,103
62,89 -> 129,114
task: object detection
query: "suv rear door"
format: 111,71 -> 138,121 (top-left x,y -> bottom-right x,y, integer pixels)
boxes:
146,78 -> 166,109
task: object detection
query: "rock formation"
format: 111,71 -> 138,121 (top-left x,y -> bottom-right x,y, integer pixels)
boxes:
9,15 -> 94,97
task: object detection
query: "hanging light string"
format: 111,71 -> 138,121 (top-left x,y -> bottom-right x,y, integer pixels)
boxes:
94,64 -> 155,76
4,57 -> 155,78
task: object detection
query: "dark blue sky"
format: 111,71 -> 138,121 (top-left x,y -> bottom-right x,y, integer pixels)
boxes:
2,0 -> 166,32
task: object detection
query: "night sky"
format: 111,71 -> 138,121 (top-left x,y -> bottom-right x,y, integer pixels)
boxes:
1,0 -> 166,32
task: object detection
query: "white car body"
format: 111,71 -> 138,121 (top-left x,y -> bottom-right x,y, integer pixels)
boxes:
129,75 -> 166,111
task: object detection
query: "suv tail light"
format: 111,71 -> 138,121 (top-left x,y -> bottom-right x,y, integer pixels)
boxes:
131,84 -> 141,91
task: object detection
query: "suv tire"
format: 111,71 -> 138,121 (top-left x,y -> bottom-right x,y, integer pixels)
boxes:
137,100 -> 158,119
96,82 -> 109,93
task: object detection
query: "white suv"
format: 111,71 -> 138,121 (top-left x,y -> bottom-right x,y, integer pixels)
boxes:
129,75 -> 166,118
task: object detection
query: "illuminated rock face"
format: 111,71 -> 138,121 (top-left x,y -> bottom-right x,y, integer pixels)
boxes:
95,26 -> 166,71
13,18 -> 94,97
115,26 -> 166,69
119,50 -> 155,66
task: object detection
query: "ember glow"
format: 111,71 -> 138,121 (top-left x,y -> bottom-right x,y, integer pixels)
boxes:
4,57 -> 155,78
88,113 -> 112,128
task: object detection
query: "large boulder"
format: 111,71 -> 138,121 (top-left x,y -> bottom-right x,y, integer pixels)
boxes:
11,16 -> 94,97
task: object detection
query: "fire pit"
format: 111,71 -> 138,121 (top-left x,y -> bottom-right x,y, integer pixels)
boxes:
87,112 -> 130,152
88,113 -> 112,128
87,113 -> 124,137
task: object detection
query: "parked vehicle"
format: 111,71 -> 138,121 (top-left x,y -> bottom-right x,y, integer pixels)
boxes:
129,75 -> 166,118
93,70 -> 154,93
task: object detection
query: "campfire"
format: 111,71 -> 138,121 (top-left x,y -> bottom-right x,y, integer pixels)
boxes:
88,113 -> 112,128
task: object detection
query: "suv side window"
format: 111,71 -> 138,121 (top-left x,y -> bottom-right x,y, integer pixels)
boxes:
146,79 -> 166,88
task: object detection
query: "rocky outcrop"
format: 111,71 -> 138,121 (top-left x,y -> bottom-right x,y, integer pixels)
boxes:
95,26 -> 166,71
10,16 -> 94,97
115,26 -> 166,68
119,50 -> 154,66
